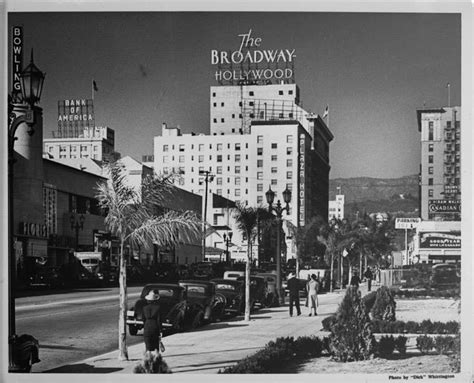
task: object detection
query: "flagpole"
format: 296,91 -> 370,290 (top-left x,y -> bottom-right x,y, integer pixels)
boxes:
447,83 -> 450,107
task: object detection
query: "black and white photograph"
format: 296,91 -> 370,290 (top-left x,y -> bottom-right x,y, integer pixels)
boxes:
2,1 -> 472,382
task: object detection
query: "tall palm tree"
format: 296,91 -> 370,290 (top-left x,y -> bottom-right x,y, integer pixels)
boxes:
233,203 -> 270,321
96,163 -> 201,360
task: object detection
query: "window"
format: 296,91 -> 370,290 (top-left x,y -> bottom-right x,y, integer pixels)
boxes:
428,121 -> 434,141
217,143 -> 223,151
235,154 -> 241,162
428,167 -> 434,174
271,167 -> 277,173
199,144 -> 204,151
235,143 -> 241,150
279,90 -> 283,95
286,135 -> 293,144
213,118 -> 217,123
217,155 -> 222,162
93,145 -> 99,152
286,183 -> 292,191
289,90 -> 293,95
216,189 -> 222,196
221,118 -> 225,123
428,189 -> 434,197
198,155 -> 204,163
271,179 -> 277,186
249,101 -> 254,107
287,171 -> 293,179
428,144 -> 434,152
235,177 -> 241,185
287,159 -> 293,167
199,166 -> 204,173
271,143 -> 277,149
217,166 -> 222,174
212,92 -> 216,97
257,196 -> 263,204
235,166 -> 241,174
179,144 -> 185,152
257,159 -> 263,168
428,155 -> 433,164
257,135 -> 263,144
221,102 -> 224,107
287,147 -> 293,155
163,167 -> 169,174
71,146 -> 77,152
235,189 -> 241,197
232,114 -> 235,118
216,177 -> 222,185
257,172 -> 263,180
163,156 -> 168,163
257,147 -> 263,155
249,91 -> 254,96
257,184 -> 263,192
271,155 -> 277,161
80,145 -> 87,152
179,155 -> 185,163
428,178 -> 433,185
163,145 -> 169,152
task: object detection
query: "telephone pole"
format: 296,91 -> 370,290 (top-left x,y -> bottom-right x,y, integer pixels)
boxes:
199,170 -> 214,261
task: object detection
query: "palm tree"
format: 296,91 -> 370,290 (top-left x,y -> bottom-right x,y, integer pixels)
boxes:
233,203 -> 270,321
96,163 -> 201,360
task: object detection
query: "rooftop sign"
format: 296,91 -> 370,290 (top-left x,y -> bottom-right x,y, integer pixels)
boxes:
211,29 -> 295,85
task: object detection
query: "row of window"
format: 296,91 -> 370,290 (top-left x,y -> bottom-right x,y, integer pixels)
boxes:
163,149 -> 294,164
427,121 -> 461,141
212,112 -> 296,123
52,144 -> 100,153
162,135 -> 293,153
211,89 -> 294,98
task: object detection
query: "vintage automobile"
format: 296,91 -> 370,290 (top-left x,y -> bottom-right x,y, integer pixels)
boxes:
179,280 -> 226,327
126,283 -> 188,336
211,278 -> 245,316
236,275 -> 268,309
223,270 -> 245,280
430,263 -> 460,288
256,272 -> 280,307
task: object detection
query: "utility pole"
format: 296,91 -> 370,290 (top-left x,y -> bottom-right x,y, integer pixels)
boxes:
199,170 -> 214,261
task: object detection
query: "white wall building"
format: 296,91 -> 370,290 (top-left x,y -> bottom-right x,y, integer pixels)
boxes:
328,187 -> 345,220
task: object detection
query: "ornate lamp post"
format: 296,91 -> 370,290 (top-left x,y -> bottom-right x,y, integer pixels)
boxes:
8,51 -> 45,371
70,214 -> 85,250
266,186 -> 291,305
223,232 -> 233,263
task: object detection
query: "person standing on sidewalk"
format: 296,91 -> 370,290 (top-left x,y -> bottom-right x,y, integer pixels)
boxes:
350,271 -> 361,288
287,273 -> 301,317
364,267 -> 373,291
306,274 -> 319,316
142,290 -> 162,352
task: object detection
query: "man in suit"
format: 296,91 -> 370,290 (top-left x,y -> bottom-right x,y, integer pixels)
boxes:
287,273 -> 301,317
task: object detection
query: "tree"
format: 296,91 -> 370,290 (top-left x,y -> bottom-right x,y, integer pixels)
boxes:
96,163 -> 201,360
233,203 -> 270,321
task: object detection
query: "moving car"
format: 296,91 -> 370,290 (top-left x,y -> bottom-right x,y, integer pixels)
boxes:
126,283 -> 188,336
211,278 -> 245,316
179,280 -> 226,327
430,263 -> 460,288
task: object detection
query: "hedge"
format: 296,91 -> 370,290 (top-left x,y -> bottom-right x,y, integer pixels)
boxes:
220,336 -> 323,373
395,289 -> 460,299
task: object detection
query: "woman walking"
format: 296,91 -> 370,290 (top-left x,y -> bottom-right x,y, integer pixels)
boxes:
142,289 -> 162,352
306,274 -> 319,316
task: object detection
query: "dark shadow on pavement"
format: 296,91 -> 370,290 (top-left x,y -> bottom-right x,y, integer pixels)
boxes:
44,363 -> 123,373
40,344 -> 91,351
190,322 -> 250,332
168,345 -> 262,358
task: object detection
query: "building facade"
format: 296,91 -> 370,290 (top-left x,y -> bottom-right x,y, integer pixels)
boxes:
328,187 -> 345,220
417,106 -> 461,221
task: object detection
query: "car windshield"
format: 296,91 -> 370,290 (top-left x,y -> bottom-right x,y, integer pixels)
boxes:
142,287 -> 177,298
215,283 -> 236,290
227,273 -> 241,278
184,285 -> 207,295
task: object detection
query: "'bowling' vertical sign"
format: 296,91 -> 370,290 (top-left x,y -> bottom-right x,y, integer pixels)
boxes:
12,26 -> 23,96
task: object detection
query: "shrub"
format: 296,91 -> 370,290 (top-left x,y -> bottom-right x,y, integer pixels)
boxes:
371,286 -> 396,321
294,336 -> 323,358
321,315 -> 336,331
328,286 -> 376,362
322,336 -> 331,354
394,336 -> 407,355
448,335 -> 461,373
416,335 -> 434,354
444,321 -> 460,334
378,336 -> 395,358
405,321 -> 420,334
133,351 -> 172,374
362,291 -> 377,314
434,336 -> 456,355
420,320 -> 434,334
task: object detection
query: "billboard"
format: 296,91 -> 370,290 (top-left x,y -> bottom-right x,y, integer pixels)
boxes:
428,199 -> 461,213
57,99 -> 95,138
419,233 -> 461,249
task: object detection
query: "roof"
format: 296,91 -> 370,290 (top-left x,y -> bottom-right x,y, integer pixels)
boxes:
416,108 -> 446,132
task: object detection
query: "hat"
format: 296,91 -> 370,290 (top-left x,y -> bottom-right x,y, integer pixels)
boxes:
288,272 -> 295,279
144,290 -> 160,301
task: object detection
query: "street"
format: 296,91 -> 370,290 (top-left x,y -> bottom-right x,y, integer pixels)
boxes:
16,287 -> 142,372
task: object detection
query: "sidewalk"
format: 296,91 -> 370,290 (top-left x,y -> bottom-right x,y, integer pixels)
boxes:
47,284 -> 369,374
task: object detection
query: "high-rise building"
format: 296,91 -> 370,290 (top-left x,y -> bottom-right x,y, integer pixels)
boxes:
328,186 -> 345,220
416,106 -> 461,221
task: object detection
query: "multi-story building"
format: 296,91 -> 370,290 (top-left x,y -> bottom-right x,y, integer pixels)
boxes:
328,186 -> 345,220
44,126 -> 120,162
417,106 -> 461,221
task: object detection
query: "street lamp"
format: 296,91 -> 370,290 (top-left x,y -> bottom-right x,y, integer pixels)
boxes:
223,232 -> 233,263
266,186 -> 291,305
70,214 -> 85,250
8,50 -> 45,372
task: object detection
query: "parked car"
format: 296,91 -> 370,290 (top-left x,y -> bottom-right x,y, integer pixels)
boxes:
256,272 -> 280,307
191,262 -> 215,280
28,266 -> 63,289
236,275 -> 268,309
126,283 -> 188,336
430,263 -> 460,288
211,278 -> 245,316
223,270 -> 245,280
179,280 -> 226,327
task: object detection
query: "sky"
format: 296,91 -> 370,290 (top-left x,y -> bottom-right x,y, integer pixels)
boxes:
7,9 -> 461,179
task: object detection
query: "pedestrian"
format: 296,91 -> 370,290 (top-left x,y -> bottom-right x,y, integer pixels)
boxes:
364,267 -> 374,291
350,271 -> 361,288
287,272 -> 301,317
306,274 -> 319,316
142,289 -> 162,352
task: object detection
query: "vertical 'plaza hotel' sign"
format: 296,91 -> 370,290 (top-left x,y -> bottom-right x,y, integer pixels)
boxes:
211,29 -> 296,84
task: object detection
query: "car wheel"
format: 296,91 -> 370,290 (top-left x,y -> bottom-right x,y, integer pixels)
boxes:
191,311 -> 204,329
129,325 -> 138,336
